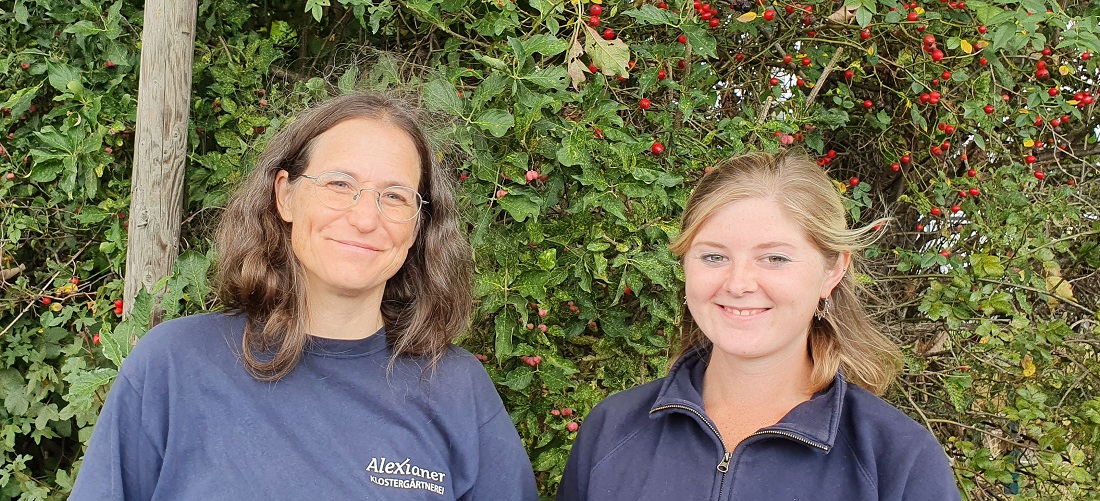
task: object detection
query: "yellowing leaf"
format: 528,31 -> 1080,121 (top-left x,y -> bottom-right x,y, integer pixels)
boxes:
1023,139 -> 1035,148
915,6 -> 925,14
1045,275 -> 1075,309
1067,99 -> 1080,105
736,11 -> 758,22
866,46 -> 875,56
50,302 -> 63,312
975,40 -> 990,49
1021,354 -> 1036,377
1058,65 -> 1071,76
832,179 -> 847,193
591,0 -> 602,4
960,39 -> 973,54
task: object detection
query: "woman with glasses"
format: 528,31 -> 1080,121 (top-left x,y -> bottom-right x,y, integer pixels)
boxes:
557,150 -> 960,500
71,93 -> 539,500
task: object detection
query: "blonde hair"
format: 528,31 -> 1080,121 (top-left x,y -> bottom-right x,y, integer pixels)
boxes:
215,92 -> 473,381
669,149 -> 901,395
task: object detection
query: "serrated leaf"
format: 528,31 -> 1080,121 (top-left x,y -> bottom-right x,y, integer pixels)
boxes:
522,34 -> 568,57
473,109 -> 515,137
622,5 -> 679,25
338,66 -> 359,93
855,7 -> 872,28
66,368 -> 118,399
524,67 -> 568,90
423,79 -> 463,116
584,26 -> 630,76
681,24 -> 717,59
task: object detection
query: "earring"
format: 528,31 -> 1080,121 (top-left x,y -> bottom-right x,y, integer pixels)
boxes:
814,297 -> 830,320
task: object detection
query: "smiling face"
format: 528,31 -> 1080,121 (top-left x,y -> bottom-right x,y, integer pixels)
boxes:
683,197 -> 848,368
274,117 -> 422,303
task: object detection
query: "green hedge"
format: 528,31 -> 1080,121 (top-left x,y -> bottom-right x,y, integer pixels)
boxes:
1,0 -> 1098,498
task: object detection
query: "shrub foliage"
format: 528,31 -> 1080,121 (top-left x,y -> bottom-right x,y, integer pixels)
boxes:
1,0 -> 1098,498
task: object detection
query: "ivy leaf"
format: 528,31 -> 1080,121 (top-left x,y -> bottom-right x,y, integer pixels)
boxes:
584,26 -> 630,77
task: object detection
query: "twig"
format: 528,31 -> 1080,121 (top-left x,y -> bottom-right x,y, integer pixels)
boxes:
804,47 -> 843,111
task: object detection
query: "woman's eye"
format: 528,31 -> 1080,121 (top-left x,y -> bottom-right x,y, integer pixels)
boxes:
700,253 -> 726,264
764,255 -> 791,264
326,180 -> 353,190
383,191 -> 409,203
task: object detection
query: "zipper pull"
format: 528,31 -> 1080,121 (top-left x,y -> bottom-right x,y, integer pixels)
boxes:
716,452 -> 732,473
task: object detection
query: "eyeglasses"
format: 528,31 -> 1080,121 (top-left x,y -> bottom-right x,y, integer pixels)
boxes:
298,171 -> 427,222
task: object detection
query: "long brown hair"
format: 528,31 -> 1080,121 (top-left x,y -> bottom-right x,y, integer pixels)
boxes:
668,149 -> 901,395
214,92 -> 473,381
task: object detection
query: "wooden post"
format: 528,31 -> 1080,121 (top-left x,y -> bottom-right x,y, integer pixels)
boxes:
124,0 -> 198,322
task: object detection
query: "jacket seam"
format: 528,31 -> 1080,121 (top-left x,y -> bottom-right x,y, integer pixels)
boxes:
836,431 -> 876,488
590,419 -> 663,474
117,371 -> 167,463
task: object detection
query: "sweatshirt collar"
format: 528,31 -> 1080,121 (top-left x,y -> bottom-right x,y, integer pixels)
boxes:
650,346 -> 845,452
303,327 -> 389,358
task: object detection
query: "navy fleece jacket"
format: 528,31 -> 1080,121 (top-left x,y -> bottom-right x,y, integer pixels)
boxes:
70,312 -> 537,501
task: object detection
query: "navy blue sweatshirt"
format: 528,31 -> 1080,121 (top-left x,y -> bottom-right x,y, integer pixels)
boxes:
557,348 -> 962,500
70,313 -> 538,500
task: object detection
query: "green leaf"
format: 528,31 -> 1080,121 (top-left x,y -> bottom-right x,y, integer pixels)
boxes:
556,131 -> 588,167
522,34 -> 568,58
855,6 -> 872,28
2,84 -> 40,118
494,314 -> 514,357
473,108 -> 515,137
584,26 -> 630,77
498,194 -> 540,222
66,368 -> 118,400
524,67 -> 569,90
423,79 -> 464,116
305,0 -> 330,21
681,24 -> 717,59
622,5 -> 680,25
338,65 -> 359,93
501,367 -> 534,391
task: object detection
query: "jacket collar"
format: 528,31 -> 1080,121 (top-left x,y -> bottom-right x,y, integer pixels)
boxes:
649,346 -> 846,452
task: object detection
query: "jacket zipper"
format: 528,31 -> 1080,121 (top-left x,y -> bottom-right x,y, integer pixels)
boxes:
651,406 -> 832,499
747,430 -> 830,451
651,404 -> 731,499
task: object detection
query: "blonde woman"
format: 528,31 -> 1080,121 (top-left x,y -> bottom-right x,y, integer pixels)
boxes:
558,150 -> 959,500
72,93 -> 538,500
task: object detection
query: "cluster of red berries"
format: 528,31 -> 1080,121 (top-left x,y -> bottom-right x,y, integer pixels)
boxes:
922,34 -> 944,62
113,298 -> 123,315
521,355 -> 543,367
549,407 -> 579,432
1072,90 -> 1095,109
919,90 -> 943,106
692,0 -> 723,28
816,149 -> 838,166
